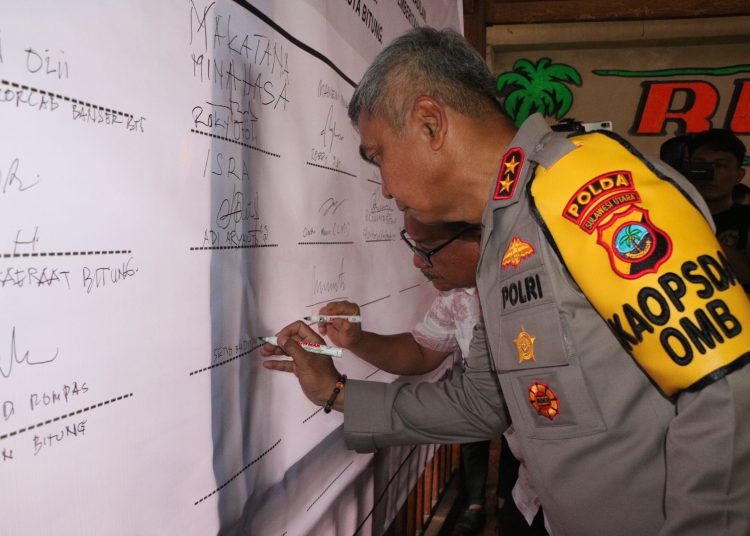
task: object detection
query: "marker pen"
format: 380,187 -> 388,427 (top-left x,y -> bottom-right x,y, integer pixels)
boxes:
304,315 -> 362,323
258,336 -> 343,358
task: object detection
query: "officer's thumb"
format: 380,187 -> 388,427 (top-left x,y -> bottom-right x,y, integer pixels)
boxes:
277,335 -> 309,364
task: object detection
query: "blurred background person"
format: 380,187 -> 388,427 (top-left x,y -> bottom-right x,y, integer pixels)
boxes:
688,129 -> 750,291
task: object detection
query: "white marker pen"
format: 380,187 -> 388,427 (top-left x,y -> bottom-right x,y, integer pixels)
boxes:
304,315 -> 362,323
258,336 -> 343,358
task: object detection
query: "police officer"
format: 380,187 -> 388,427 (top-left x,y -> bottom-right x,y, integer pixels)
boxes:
262,28 -> 750,536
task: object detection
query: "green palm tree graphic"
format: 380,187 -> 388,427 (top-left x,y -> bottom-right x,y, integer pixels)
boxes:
618,225 -> 645,255
496,57 -> 582,127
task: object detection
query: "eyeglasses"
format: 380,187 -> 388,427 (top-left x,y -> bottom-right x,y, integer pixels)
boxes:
399,227 -> 473,267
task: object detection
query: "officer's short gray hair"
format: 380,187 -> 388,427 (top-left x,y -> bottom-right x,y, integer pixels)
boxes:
348,27 -> 499,130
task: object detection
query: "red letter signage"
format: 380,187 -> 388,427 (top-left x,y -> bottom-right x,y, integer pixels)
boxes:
726,79 -> 750,134
631,81 -> 719,135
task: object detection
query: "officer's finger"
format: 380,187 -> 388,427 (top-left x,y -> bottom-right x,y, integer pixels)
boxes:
262,359 -> 296,373
278,321 -> 323,344
258,343 -> 287,357
277,335 -> 316,367
328,318 -> 351,331
319,300 -> 358,315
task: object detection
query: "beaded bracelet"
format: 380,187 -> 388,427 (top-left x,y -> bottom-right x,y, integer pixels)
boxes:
323,374 -> 347,413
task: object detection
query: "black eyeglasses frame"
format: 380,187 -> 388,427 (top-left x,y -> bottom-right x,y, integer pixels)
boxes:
399,226 -> 473,267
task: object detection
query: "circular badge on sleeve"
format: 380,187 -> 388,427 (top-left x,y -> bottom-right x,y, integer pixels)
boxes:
528,380 -> 560,420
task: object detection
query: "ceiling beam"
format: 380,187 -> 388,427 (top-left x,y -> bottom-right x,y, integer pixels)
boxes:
486,0 -> 750,25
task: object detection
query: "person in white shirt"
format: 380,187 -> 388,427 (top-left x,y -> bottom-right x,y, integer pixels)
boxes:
311,214 -> 491,533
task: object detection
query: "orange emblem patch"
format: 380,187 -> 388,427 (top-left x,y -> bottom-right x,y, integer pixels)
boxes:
501,237 -> 536,269
513,325 -> 536,363
528,380 -> 560,420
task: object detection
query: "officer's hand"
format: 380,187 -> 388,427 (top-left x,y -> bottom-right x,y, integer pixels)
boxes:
259,320 -> 326,356
261,321 -> 341,407
316,301 -> 363,349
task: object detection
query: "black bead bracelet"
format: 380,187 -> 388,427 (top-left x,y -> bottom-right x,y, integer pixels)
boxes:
323,374 -> 347,413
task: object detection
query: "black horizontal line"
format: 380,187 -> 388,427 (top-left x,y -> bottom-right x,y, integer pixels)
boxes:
305,161 -> 357,178
0,79 -> 133,118
365,239 -> 395,243
229,0 -> 355,88
0,393 -> 133,441
190,129 -> 280,158
189,244 -> 278,251
302,407 -> 323,424
305,296 -> 349,308
189,343 -> 263,375
399,284 -> 421,293
359,295 -> 390,308
366,179 -> 382,185
194,438 -> 282,505
1,250 -> 131,258
306,461 -> 354,511
298,241 -> 354,245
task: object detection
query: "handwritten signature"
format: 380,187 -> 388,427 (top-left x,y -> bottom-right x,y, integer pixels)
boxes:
319,196 -> 346,216
0,327 -> 59,379
216,189 -> 260,230
320,105 -> 344,153
313,258 -> 346,297
2,158 -> 40,194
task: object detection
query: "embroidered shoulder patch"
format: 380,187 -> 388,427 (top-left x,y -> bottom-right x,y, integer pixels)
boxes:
493,147 -> 524,200
530,131 -> 750,397
513,325 -> 536,363
596,205 -> 672,279
528,380 -> 559,420
501,237 -> 536,269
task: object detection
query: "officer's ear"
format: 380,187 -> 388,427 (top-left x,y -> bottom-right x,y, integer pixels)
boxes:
411,96 -> 446,151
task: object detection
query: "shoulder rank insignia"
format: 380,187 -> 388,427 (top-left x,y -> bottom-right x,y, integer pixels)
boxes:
502,236 -> 536,269
493,147 -> 524,200
528,380 -> 560,420
513,325 -> 536,363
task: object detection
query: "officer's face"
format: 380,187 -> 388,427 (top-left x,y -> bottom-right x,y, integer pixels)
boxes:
690,146 -> 745,202
404,216 -> 479,291
357,111 -> 451,224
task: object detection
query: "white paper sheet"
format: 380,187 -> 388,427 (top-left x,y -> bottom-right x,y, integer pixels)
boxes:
0,1 -> 462,534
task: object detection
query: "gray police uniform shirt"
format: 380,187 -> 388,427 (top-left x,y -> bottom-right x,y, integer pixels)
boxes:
343,114 -> 750,536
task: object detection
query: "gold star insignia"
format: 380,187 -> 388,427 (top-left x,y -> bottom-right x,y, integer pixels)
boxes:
504,155 -> 520,175
498,176 -> 513,193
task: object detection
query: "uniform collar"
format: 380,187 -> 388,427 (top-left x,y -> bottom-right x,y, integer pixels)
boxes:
480,114 -> 577,245
482,114 -> 578,217
481,114 -> 551,228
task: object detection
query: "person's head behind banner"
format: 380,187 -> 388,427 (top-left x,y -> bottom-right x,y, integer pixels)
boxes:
400,212 -> 480,291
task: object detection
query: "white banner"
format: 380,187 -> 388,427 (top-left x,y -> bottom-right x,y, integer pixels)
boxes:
0,1 -> 462,534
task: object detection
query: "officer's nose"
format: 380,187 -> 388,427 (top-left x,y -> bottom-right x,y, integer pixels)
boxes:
413,253 -> 429,269
381,182 -> 393,199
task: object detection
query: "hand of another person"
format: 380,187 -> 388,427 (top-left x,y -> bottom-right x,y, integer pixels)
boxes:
261,320 -> 341,407
316,301 -> 364,349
